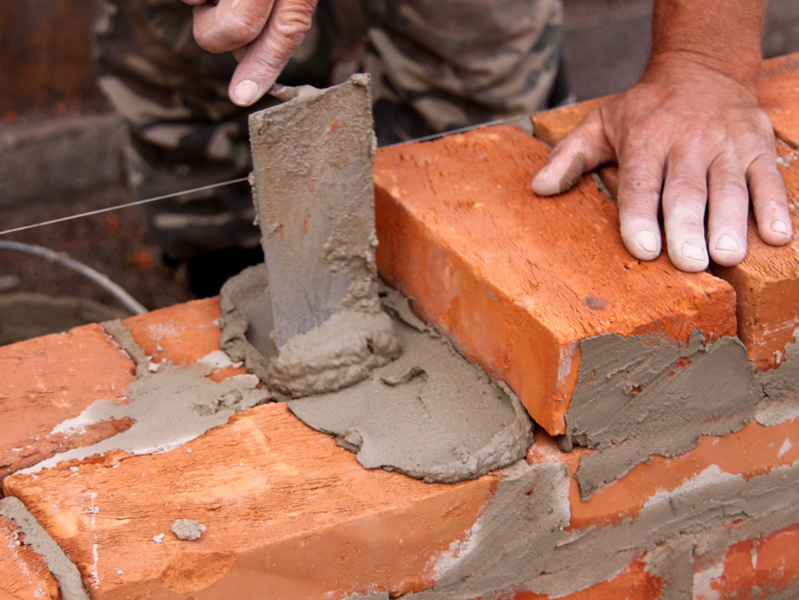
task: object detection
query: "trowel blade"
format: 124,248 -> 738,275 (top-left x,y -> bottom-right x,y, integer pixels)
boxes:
248,74 -> 377,350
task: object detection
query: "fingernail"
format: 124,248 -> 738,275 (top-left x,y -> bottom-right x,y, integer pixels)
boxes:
531,167 -> 556,195
714,234 -> 739,253
771,219 -> 790,235
681,240 -> 707,262
231,80 -> 260,106
635,229 -> 659,254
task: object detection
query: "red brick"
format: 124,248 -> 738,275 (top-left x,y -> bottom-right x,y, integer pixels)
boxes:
759,53 -> 799,146
694,524 -> 799,600
714,145 -> 799,371
374,126 -> 736,434
0,324 -> 135,481
528,415 -> 799,530
512,558 -> 662,600
1,507 -> 60,599
123,297 -> 248,380
4,403 -> 496,600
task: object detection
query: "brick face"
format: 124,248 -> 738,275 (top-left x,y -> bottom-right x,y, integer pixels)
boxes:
529,416 -> 799,530
513,559 -> 663,600
714,145 -> 799,371
694,524 -> 799,600
0,506 -> 60,600
4,403 -> 496,600
375,126 -> 736,435
0,324 -> 135,481
759,52 -> 799,146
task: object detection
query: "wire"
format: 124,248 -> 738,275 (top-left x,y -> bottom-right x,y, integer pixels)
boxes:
0,241 -> 148,315
0,113 -> 536,238
0,177 -> 250,237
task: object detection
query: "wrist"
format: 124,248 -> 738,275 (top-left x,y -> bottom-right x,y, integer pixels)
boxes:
643,50 -> 760,96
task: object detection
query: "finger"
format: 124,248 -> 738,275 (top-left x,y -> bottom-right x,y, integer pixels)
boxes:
228,0 -> 317,107
661,152 -> 711,272
531,109 -> 615,196
747,153 -> 793,246
193,0 -> 275,54
616,140 -> 666,262
707,152 -> 749,266
183,0 -> 208,5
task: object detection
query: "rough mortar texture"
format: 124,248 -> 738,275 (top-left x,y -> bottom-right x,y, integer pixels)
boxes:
406,459 -> 799,599
20,322 -> 270,474
567,331 -> 755,499
289,287 -> 534,483
0,497 -> 90,600
222,268 -> 533,483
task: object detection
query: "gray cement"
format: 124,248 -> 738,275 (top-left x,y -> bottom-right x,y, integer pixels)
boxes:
20,321 -> 271,474
754,328 -> 799,427
289,288 -> 534,483
221,269 -> 533,484
406,458 -> 799,600
221,266 -> 402,399
171,519 -> 205,541
565,331 -> 755,499
0,496 -> 90,600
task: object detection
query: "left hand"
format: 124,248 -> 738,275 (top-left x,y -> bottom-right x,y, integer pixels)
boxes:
531,54 -> 793,272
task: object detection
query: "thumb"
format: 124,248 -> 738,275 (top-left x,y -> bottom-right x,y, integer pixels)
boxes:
532,109 -> 615,196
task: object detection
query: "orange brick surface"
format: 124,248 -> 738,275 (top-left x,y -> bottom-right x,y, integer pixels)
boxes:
374,126 -> 736,434
124,297 -> 247,381
0,324 -> 135,481
714,145 -> 799,371
759,52 -> 799,146
1,507 -> 60,600
528,415 -> 799,530
694,524 -> 799,600
4,403 -> 496,600
513,559 -> 663,600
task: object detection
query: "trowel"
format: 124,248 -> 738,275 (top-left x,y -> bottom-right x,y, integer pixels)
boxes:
248,74 -> 379,352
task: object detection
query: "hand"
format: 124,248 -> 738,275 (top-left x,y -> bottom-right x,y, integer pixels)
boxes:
185,0 -> 318,106
531,55 -> 793,272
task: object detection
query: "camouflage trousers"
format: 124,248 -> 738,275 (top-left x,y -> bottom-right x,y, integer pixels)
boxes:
96,0 -> 568,260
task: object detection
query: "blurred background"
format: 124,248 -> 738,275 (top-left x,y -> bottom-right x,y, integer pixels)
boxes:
1,0 -> 799,341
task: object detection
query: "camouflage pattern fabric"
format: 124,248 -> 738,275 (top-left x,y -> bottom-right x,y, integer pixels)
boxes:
95,0 -> 566,261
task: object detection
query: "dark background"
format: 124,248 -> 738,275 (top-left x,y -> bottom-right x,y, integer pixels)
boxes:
1,0 -> 798,316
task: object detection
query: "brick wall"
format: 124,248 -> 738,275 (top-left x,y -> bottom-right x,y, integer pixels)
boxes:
0,54 -> 797,599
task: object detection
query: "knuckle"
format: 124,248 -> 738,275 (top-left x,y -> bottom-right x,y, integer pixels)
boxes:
623,172 -> 662,199
272,6 -> 314,42
667,173 -> 706,197
222,14 -> 264,46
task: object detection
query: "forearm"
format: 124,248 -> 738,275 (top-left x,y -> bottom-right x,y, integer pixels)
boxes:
648,0 -> 766,91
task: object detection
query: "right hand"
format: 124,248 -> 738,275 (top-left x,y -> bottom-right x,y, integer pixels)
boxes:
185,0 -> 318,106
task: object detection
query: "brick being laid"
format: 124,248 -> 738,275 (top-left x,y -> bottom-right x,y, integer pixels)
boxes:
713,145 -> 799,372
374,125 -> 737,437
